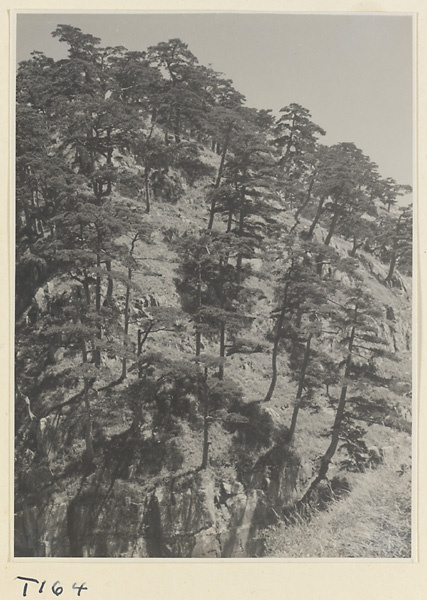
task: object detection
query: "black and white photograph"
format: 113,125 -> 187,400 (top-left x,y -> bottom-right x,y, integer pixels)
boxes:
13,12 -> 414,560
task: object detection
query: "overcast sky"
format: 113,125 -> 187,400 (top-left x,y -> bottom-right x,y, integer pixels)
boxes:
16,12 -> 414,187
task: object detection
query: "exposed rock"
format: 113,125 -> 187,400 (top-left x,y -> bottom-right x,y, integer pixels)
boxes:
333,268 -> 352,287
15,498 -> 69,557
15,460 -> 305,558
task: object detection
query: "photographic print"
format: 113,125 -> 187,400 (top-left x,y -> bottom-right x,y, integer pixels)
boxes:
14,12 -> 413,559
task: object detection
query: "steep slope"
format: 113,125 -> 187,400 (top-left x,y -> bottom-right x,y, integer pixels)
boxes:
14,159 -> 412,558
14,29 -> 412,558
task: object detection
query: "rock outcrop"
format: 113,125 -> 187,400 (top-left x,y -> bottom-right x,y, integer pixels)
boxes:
15,446 -> 301,558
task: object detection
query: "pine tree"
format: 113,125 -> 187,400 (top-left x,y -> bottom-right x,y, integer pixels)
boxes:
379,205 -> 413,283
273,103 -> 325,172
219,124 -> 280,284
299,287 -> 389,505
147,38 -> 211,144
377,177 -> 412,213
263,238 -> 344,404
175,231 -> 253,380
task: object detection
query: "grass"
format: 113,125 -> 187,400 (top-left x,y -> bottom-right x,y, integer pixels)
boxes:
264,462 -> 411,558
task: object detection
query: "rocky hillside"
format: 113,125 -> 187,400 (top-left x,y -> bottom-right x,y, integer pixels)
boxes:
14,26 -> 412,558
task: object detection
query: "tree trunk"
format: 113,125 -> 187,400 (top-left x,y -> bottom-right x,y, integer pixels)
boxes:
137,322 -> 153,379
144,167 -> 151,214
218,323 -> 226,381
95,248 -> 102,313
263,282 -> 289,403
196,259 -> 202,357
201,372 -> 210,470
106,128 -> 112,195
103,260 -> 113,306
299,323 -> 356,505
308,196 -> 326,238
288,333 -> 312,442
291,174 -> 316,232
121,234 -> 138,380
195,258 -> 209,469
218,256 -> 227,380
94,236 -> 102,367
82,271 -> 91,307
121,269 -> 131,380
279,119 -> 295,171
174,108 -> 181,144
385,251 -> 397,284
207,197 -> 217,231
385,214 -> 404,283
88,127 -> 95,174
324,206 -> 341,247
235,206 -> 245,285
83,378 -> 95,463
81,340 -> 95,463
208,124 -> 232,230
226,209 -> 233,233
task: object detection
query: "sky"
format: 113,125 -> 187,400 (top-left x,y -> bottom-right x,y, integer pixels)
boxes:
15,12 -> 414,187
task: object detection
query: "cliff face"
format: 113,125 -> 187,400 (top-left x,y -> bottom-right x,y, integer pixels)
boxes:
15,453 -> 301,558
